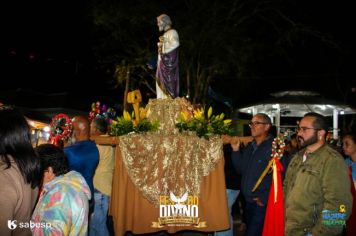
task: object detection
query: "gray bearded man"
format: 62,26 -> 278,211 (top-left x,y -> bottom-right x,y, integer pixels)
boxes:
156,14 -> 180,99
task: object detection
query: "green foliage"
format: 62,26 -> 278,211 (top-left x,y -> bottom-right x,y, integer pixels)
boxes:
110,117 -> 134,136
110,111 -> 159,136
175,107 -> 235,139
135,118 -> 160,133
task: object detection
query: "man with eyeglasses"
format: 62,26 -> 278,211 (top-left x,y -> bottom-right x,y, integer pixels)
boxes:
230,113 -> 280,236
284,112 -> 352,236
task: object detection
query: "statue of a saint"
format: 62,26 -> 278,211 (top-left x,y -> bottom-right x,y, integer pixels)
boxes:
156,14 -> 180,99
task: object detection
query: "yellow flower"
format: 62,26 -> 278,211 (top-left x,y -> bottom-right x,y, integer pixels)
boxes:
224,119 -> 232,125
179,111 -> 190,122
123,110 -> 131,121
208,107 -> 213,119
175,105 -> 234,139
193,108 -> 204,119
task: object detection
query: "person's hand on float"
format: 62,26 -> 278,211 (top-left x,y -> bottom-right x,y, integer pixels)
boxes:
222,135 -> 241,151
230,136 -> 241,151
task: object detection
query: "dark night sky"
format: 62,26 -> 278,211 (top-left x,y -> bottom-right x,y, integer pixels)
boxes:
1,0 -> 355,111
1,0 -> 108,110
2,1 -> 90,84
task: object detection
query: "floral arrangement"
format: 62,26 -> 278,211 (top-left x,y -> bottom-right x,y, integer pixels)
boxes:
110,108 -> 159,136
252,134 -> 286,192
175,106 -> 234,139
49,113 -> 72,147
271,135 -> 286,159
88,101 -> 116,123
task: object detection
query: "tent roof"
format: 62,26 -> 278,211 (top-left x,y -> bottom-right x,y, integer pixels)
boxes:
238,91 -> 356,117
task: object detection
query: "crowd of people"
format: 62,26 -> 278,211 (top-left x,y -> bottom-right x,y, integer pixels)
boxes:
1,9 -> 355,235
0,105 -> 114,236
0,101 -> 355,236
216,112 -> 356,236
0,93 -> 356,236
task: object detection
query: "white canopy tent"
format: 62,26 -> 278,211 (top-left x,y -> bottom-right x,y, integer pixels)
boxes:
238,91 -> 356,139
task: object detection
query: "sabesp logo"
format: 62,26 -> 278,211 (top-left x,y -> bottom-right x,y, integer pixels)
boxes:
7,220 -> 51,230
8,220 -> 17,230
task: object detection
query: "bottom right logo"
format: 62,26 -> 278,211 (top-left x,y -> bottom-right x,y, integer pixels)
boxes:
322,205 -> 346,226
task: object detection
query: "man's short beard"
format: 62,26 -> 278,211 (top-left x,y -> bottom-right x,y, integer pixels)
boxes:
298,132 -> 318,149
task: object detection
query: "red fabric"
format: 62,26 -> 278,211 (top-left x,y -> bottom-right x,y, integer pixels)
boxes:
262,159 -> 285,236
346,166 -> 356,236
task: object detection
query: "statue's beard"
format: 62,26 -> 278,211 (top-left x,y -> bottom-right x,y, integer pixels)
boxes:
159,25 -> 164,32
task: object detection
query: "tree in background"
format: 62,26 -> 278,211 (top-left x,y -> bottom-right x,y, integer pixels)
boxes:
88,0 -> 345,108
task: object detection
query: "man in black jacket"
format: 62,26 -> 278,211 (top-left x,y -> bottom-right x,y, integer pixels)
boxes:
230,113 -> 275,236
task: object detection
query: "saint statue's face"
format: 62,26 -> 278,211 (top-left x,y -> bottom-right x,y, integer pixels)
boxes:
157,19 -> 165,32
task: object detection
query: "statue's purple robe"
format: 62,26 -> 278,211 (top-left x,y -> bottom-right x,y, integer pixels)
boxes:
156,47 -> 179,98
